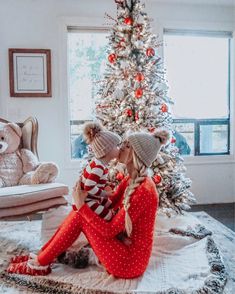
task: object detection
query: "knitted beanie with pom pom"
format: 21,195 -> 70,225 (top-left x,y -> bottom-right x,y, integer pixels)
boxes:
83,122 -> 121,159
127,130 -> 169,167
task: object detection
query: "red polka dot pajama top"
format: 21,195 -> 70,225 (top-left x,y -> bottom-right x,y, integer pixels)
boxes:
37,176 -> 159,279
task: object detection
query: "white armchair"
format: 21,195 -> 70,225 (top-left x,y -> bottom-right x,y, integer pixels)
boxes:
0,117 -> 69,220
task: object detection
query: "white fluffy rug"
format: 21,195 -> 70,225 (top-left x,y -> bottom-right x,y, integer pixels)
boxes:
0,209 -> 234,294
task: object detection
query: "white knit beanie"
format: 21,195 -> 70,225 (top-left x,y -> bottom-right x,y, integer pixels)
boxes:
83,122 -> 121,159
127,130 -> 169,167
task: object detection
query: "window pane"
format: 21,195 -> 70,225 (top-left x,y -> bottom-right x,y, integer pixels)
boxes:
68,31 -> 108,159
164,34 -> 229,119
173,123 -> 194,155
68,31 -> 108,121
200,124 -> 228,154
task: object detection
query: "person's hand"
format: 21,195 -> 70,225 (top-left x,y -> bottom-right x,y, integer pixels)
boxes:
122,237 -> 132,246
74,176 -> 82,191
116,232 -> 132,246
72,180 -> 88,210
104,185 -> 113,194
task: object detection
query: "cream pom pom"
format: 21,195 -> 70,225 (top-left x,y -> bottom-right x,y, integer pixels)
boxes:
153,130 -> 170,145
83,122 -> 103,144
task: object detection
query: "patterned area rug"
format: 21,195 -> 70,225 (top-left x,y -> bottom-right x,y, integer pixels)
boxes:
193,212 -> 235,293
0,211 -> 234,294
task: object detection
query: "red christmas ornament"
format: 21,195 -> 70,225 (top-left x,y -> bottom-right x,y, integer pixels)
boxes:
135,112 -> 139,121
135,72 -> 145,82
148,127 -> 155,133
146,47 -> 155,57
124,17 -> 133,26
135,88 -> 143,98
108,53 -> 117,64
171,137 -> 176,144
116,172 -> 125,181
125,109 -> 133,117
161,103 -> 168,113
153,174 -> 162,185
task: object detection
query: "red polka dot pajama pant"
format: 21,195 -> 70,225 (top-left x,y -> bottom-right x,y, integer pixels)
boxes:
38,209 -> 134,278
37,177 -> 158,279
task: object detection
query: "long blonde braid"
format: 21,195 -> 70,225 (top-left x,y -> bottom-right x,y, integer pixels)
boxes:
123,151 -> 148,237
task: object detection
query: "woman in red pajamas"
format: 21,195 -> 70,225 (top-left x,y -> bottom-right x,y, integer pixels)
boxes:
7,129 -> 169,278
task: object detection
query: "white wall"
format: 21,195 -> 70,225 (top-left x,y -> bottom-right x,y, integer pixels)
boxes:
0,0 -> 234,204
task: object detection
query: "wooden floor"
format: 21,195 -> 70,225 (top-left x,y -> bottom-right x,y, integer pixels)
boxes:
191,202 -> 235,232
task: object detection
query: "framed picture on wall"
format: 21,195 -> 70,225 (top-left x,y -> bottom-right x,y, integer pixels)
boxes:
9,48 -> 52,97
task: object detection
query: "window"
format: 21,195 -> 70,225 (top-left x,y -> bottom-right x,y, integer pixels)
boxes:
67,28 -> 231,159
68,27 -> 108,159
164,30 -> 231,156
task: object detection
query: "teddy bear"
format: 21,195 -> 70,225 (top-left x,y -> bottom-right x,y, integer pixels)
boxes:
0,121 -> 59,188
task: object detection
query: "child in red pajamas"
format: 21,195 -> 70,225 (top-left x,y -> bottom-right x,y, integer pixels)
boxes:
7,129 -> 169,278
79,122 -> 121,221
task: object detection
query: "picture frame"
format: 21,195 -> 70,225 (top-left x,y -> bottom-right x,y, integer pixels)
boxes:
9,48 -> 52,97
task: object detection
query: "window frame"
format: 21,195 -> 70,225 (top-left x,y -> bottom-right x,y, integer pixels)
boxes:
164,29 -> 232,157
173,118 -> 230,156
67,27 -> 109,161
59,17 -> 109,169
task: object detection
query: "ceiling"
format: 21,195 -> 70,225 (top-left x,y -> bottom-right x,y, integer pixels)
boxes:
151,0 -> 235,6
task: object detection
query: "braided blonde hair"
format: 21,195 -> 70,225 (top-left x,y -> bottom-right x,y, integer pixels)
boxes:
123,151 -> 148,237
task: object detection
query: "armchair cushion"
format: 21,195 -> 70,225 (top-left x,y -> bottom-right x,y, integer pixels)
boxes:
0,183 -> 69,208
0,196 -> 68,218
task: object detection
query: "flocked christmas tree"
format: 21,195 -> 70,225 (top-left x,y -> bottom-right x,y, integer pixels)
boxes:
95,0 -> 196,215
